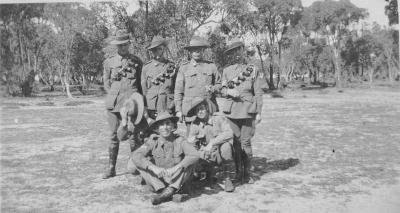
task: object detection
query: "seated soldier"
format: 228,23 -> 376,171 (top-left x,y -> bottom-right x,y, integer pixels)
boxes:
132,111 -> 199,205
187,97 -> 235,192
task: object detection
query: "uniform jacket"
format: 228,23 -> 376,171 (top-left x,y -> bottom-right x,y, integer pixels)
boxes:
174,59 -> 221,116
132,133 -> 199,169
189,113 -> 233,147
221,63 -> 264,119
189,113 -> 233,162
141,59 -> 175,112
103,53 -> 143,112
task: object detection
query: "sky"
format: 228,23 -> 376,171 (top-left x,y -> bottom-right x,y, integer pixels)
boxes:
0,0 -> 393,27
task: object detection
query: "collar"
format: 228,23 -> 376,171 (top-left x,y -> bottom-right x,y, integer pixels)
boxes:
157,134 -> 175,147
191,59 -> 199,67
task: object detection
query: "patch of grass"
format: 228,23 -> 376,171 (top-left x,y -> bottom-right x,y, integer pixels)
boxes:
1,102 -> 30,109
36,102 -> 55,106
64,100 -> 94,106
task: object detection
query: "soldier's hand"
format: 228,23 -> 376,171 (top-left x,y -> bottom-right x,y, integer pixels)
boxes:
164,165 -> 182,177
255,113 -> 261,124
176,111 -> 183,123
187,135 -> 197,144
149,165 -> 166,178
226,88 -> 240,98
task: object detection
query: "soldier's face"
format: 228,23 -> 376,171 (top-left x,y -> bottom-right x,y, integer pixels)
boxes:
232,46 -> 245,60
151,46 -> 165,59
190,47 -> 205,61
117,43 -> 129,55
196,103 -> 209,120
158,119 -> 174,137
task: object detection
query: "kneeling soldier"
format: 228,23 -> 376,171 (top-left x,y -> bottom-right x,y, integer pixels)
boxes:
187,98 -> 235,192
132,111 -> 199,205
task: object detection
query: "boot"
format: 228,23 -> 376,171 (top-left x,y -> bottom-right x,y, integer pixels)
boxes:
223,162 -> 235,192
243,152 -> 255,184
103,143 -> 119,179
151,187 -> 175,205
127,137 -> 140,175
233,145 -> 244,184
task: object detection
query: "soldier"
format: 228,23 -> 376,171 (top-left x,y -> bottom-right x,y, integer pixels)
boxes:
141,37 -> 176,120
102,29 -> 147,179
220,39 -> 264,184
186,97 -> 235,192
132,111 -> 199,205
174,36 -> 221,135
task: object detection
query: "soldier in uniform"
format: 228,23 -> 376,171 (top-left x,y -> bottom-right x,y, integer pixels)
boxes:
220,39 -> 263,184
141,37 -> 176,120
174,36 -> 221,135
186,97 -> 235,192
102,29 -> 146,179
132,111 -> 199,205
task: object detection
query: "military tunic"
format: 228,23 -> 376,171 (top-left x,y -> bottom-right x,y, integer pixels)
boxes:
174,59 -> 221,117
141,59 -> 175,117
132,134 -> 199,191
221,64 -> 263,119
103,53 -> 143,112
221,63 -> 264,157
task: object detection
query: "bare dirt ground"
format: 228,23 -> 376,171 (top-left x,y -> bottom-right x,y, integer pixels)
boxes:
1,87 -> 400,213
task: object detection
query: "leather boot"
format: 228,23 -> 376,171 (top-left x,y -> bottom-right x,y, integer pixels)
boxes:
151,187 -> 175,205
103,143 -> 119,179
127,136 -> 140,175
233,143 -> 244,184
222,162 -> 235,192
243,152 -> 255,184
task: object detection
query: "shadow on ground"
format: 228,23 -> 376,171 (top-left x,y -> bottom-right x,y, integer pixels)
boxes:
174,157 -> 300,202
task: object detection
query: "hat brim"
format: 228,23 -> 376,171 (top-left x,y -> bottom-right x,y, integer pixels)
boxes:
184,45 -> 209,50
224,42 -> 244,54
129,92 -> 145,125
110,40 -> 130,45
147,40 -> 168,50
149,116 -> 179,130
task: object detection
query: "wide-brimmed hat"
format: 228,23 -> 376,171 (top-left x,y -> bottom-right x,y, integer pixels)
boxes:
110,29 -> 131,45
186,97 -> 217,117
149,111 -> 179,130
184,36 -> 210,50
147,36 -> 168,50
119,92 -> 145,125
224,39 -> 244,54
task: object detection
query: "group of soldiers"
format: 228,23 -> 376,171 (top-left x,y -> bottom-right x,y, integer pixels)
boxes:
102,29 -> 264,205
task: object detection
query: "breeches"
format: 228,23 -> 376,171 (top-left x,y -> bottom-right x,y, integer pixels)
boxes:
227,118 -> 255,156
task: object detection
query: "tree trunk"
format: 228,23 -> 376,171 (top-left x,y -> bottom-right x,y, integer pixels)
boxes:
333,47 -> 342,88
256,45 -> 271,88
63,74 -> 73,98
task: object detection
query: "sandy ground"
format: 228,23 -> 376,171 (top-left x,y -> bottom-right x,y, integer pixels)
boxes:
1,87 -> 400,213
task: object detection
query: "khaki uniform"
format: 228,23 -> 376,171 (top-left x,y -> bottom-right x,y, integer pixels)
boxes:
104,54 -> 143,112
141,59 -> 175,119
132,134 -> 199,191
189,113 -> 234,164
103,53 -> 145,176
174,59 -> 221,117
221,63 -> 264,180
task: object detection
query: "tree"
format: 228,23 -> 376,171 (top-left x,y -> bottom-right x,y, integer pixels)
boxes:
301,0 -> 367,87
0,4 -> 45,96
220,0 -> 302,89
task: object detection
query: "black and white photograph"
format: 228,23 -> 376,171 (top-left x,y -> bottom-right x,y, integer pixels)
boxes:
0,0 -> 399,212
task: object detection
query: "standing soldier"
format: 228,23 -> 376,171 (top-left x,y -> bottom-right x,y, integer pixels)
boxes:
141,37 -> 176,120
174,36 -> 221,134
102,29 -> 146,179
220,39 -> 263,184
